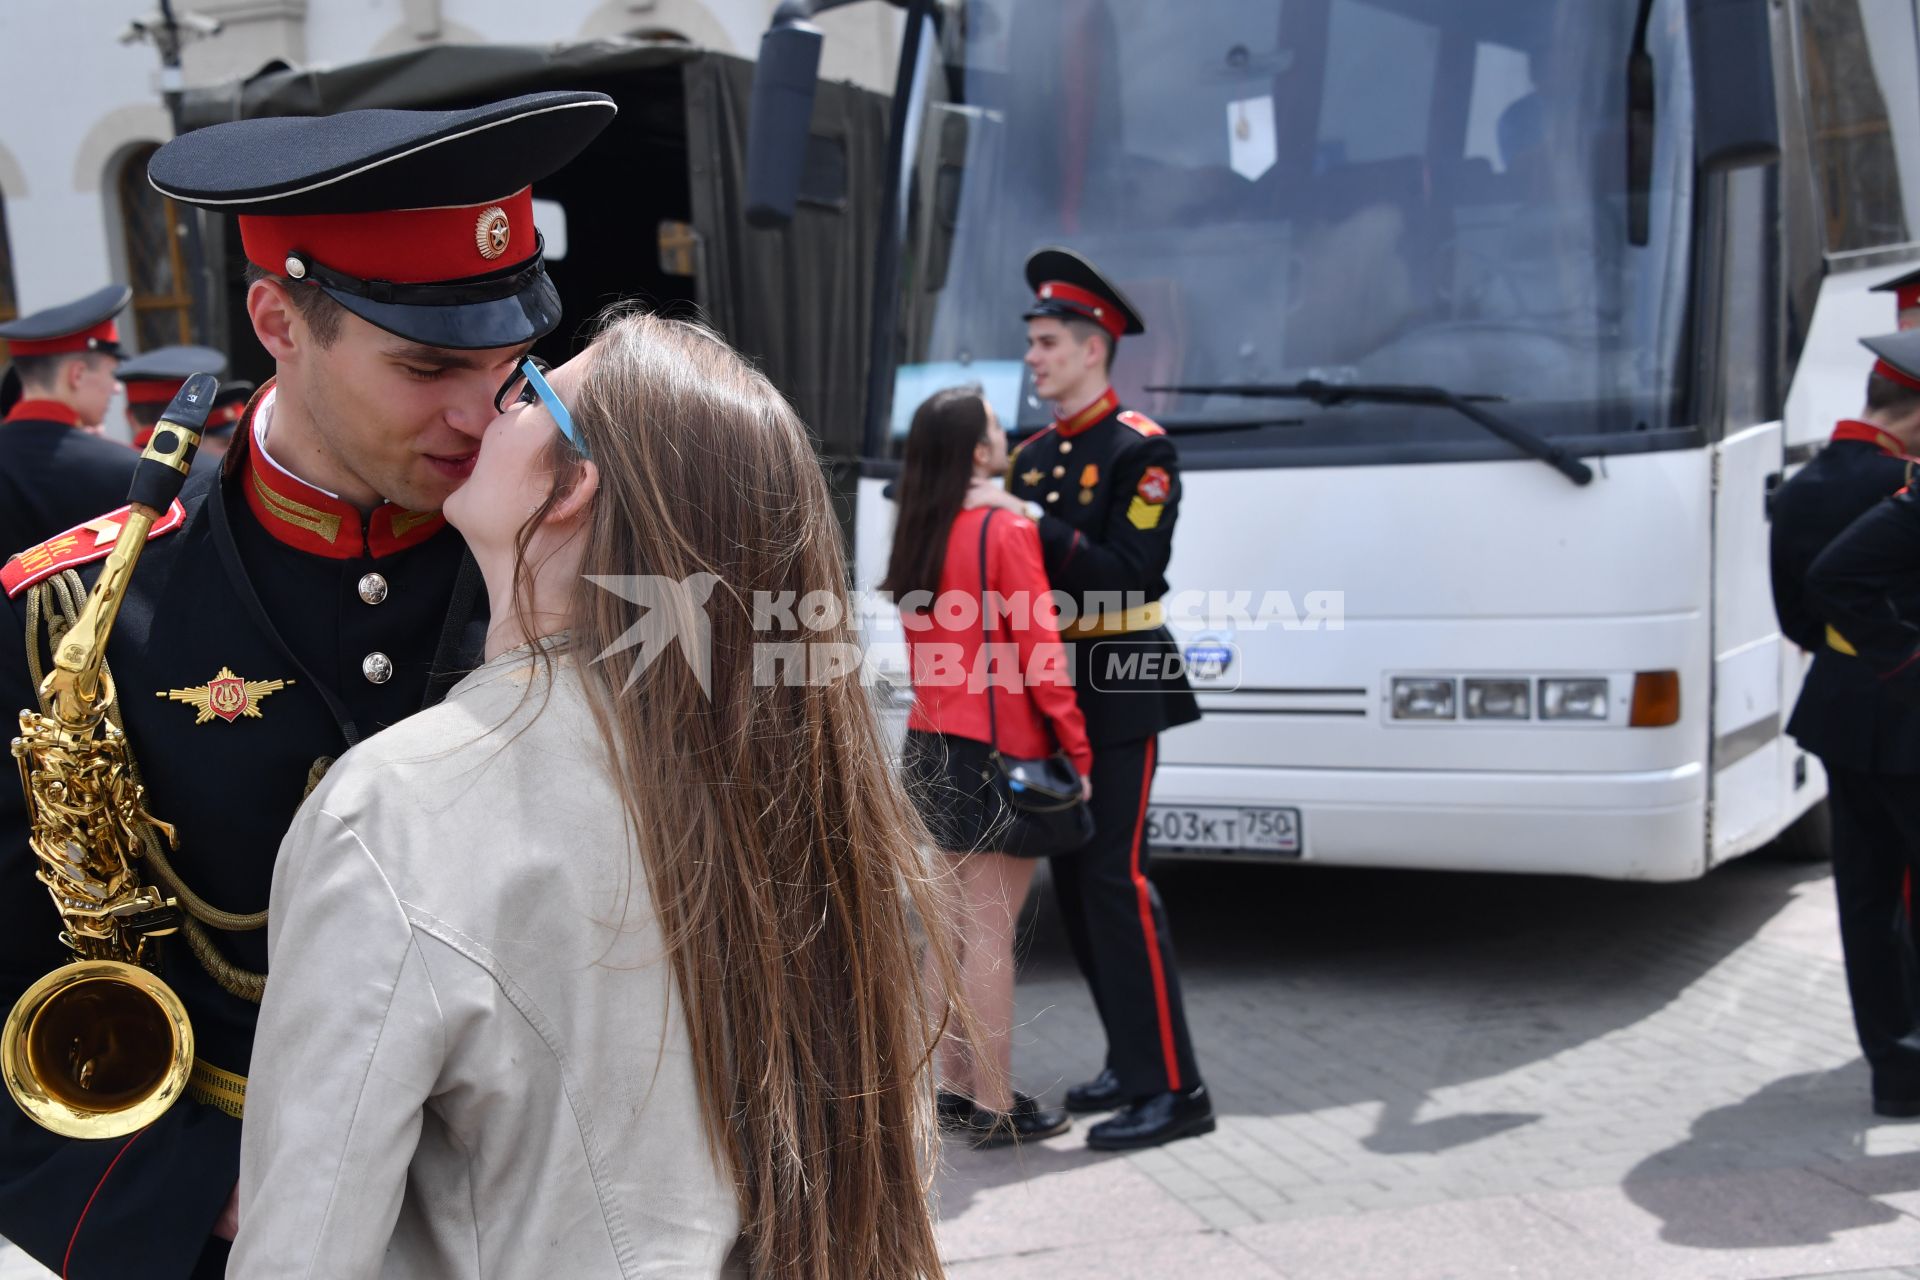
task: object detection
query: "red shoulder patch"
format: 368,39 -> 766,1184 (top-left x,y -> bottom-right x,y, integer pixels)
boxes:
1136,466 -> 1172,505
3,501 -> 186,599
1118,410 -> 1165,438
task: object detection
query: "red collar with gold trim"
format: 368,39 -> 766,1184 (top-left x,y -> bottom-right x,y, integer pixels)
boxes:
1832,419 -> 1908,457
1055,388 -> 1119,438
4,399 -> 82,427
235,385 -> 446,560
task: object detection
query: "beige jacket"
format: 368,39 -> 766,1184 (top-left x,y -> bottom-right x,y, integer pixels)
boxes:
230,646 -> 740,1278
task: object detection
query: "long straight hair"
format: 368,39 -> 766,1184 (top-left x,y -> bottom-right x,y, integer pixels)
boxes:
513,311 -> 960,1278
882,386 -> 990,606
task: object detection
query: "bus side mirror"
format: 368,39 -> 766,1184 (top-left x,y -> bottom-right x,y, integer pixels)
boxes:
746,16 -> 825,229
1689,0 -> 1780,172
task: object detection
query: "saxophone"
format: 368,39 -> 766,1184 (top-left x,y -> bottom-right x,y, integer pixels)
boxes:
0,374 -> 217,1139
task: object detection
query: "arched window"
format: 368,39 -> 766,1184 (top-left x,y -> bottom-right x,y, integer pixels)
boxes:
117,142 -> 195,348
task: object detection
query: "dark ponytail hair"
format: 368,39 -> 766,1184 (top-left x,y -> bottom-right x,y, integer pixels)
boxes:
881,386 -> 990,607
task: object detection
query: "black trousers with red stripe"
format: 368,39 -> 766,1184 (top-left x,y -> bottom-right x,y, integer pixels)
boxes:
1825,766 -> 1920,1101
1050,735 -> 1203,1097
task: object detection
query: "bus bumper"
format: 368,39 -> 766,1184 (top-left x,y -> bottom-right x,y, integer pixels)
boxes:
1150,762 -> 1708,882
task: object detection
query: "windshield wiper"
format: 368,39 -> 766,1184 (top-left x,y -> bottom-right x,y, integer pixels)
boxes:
1147,381 -> 1595,486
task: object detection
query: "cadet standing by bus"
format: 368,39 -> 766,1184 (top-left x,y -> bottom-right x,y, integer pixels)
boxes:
971,247 -> 1209,1150
1776,326 -> 1920,1116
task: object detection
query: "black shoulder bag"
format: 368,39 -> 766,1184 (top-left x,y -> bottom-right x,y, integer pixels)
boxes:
977,510 -> 1095,856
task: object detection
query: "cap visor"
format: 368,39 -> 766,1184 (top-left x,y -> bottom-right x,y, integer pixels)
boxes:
321,271 -> 561,350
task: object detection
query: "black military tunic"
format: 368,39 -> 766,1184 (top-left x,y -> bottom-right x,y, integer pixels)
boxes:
1007,387 -> 1204,1097
1775,418 -> 1920,1107
0,399 -> 138,561
0,387 -> 483,1277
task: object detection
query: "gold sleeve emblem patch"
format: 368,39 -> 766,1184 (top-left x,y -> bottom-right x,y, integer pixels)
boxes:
1126,495 -> 1164,530
159,667 -> 295,724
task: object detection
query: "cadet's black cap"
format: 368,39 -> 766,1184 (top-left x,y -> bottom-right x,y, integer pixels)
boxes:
0,284 -> 131,357
1863,330 -> 1920,390
1874,267 -> 1920,316
116,344 -> 228,392
118,345 -> 229,447
1023,247 -> 1144,338
148,92 -> 617,350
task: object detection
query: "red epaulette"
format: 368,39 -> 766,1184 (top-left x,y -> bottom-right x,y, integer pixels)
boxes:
2,501 -> 186,599
1118,410 -> 1166,438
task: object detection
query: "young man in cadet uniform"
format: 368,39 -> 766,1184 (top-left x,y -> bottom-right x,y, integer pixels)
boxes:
1773,326 -> 1920,1118
0,285 -> 139,557
0,90 -> 615,1279
971,247 -> 1210,1150
117,344 -> 231,449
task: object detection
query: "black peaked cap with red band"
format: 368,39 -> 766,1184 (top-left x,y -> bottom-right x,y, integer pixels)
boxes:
1874,267 -> 1920,312
0,284 -> 131,358
1864,330 -> 1920,391
1023,247 -> 1144,338
116,344 -> 228,399
147,91 -> 617,350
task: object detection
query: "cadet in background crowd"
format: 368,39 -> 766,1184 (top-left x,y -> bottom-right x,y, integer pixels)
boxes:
1776,325 -> 1920,1117
0,90 -> 616,1279
118,344 -> 230,448
971,247 -> 1210,1151
0,285 -> 138,558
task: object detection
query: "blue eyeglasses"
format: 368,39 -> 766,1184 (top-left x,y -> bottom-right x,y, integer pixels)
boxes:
495,356 -> 588,457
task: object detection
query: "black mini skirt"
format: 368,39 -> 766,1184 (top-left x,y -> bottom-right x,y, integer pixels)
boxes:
901,729 -> 1037,858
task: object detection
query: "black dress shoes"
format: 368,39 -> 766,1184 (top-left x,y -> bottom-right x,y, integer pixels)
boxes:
1874,1095 -> 1920,1120
1086,1085 -> 1216,1151
936,1089 -> 976,1129
1065,1068 -> 1127,1114
953,1092 -> 1072,1148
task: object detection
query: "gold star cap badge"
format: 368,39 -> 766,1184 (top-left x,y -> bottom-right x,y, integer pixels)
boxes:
475,205 -> 511,260
159,667 -> 295,724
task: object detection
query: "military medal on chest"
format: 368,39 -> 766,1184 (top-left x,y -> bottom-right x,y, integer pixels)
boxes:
1079,463 -> 1099,505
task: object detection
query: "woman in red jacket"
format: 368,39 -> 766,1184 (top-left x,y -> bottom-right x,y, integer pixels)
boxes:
886,386 -> 1092,1147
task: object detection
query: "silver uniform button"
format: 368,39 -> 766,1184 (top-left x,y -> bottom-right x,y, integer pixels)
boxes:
1059,440 -> 1073,454
1046,491 -> 1059,503
357,572 -> 389,605
362,652 -> 394,685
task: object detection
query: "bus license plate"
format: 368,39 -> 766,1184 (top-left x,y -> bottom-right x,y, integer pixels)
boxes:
1146,805 -> 1301,856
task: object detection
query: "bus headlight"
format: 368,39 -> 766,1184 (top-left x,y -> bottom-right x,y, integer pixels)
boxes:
1539,677 -> 1609,720
1391,677 -> 1456,719
1464,678 -> 1530,720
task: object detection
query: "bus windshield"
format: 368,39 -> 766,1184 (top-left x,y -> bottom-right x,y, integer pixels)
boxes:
886,0 -> 1697,455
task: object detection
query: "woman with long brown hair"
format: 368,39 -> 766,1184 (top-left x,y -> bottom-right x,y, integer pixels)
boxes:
885,386 -> 1089,1147
231,312 -> 956,1278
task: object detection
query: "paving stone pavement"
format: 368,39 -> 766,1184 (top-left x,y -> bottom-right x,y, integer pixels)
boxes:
934,854 -> 1920,1278
4,854 -> 1919,1278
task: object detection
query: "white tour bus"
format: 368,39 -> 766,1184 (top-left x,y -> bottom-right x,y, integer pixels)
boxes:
750,0 -> 1920,880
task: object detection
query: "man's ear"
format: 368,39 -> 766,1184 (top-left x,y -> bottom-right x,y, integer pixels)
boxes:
64,358 -> 88,395
548,460 -> 599,525
247,278 -> 301,363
